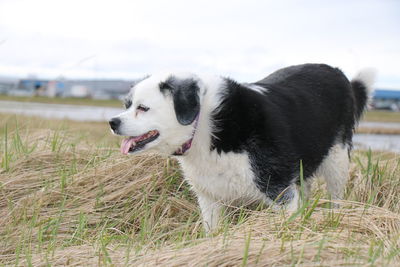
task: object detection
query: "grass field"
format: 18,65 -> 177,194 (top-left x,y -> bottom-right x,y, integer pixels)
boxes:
0,95 -> 122,108
1,113 -> 400,266
363,110 -> 400,123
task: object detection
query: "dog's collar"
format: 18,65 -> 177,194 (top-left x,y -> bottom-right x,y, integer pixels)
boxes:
172,113 -> 200,156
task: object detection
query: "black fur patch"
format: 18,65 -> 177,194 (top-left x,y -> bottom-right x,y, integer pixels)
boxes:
350,80 -> 368,121
159,76 -> 200,125
124,97 -> 132,109
211,64 -> 365,203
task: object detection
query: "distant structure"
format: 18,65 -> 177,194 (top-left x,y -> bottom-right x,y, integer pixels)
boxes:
1,76 -> 147,100
0,76 -> 18,94
372,89 -> 400,111
17,79 -> 49,96
62,80 -> 134,99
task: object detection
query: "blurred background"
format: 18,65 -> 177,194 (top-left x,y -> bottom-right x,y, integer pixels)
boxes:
0,0 -> 400,150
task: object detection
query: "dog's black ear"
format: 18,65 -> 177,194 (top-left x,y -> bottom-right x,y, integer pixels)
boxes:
160,77 -> 200,125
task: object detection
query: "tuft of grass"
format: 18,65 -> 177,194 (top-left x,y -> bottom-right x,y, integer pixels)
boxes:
1,123 -> 9,171
0,113 -> 400,266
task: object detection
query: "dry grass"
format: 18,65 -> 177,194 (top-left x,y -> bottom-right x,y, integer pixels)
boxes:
1,113 -> 400,266
363,110 -> 400,123
356,127 -> 400,135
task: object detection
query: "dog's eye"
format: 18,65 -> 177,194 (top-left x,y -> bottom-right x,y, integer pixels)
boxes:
137,104 -> 149,112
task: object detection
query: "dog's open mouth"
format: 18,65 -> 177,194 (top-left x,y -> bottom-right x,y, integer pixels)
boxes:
121,130 -> 160,155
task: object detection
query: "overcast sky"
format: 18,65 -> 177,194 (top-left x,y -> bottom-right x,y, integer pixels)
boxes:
0,0 -> 399,88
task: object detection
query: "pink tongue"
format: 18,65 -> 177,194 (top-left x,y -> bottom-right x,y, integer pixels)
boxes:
121,137 -> 137,155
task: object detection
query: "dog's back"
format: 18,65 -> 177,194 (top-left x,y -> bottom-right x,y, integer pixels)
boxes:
210,64 -> 372,205
253,64 -> 363,175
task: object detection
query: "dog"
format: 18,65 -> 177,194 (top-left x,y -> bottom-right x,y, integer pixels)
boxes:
109,63 -> 374,232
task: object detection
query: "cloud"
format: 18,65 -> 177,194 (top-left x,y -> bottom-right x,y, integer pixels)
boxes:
0,0 -> 399,87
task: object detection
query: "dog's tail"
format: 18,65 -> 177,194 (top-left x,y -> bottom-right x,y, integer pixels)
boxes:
351,68 -> 376,121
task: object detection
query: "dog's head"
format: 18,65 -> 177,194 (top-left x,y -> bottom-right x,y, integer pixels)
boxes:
109,73 -> 201,155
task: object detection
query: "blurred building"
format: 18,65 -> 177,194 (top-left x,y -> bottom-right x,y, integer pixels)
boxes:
3,76 -> 399,111
17,79 -> 49,96
372,89 -> 400,111
2,76 -> 145,99
62,80 -> 133,99
0,76 -> 19,94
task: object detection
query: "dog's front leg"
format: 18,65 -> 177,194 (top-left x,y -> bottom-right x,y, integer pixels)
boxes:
197,194 -> 221,234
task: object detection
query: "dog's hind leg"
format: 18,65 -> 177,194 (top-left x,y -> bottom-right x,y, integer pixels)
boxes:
270,183 -> 306,213
283,184 -> 301,212
316,144 -> 350,202
197,194 -> 222,233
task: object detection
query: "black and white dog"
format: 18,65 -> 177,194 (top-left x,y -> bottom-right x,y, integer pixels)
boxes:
109,64 -> 374,232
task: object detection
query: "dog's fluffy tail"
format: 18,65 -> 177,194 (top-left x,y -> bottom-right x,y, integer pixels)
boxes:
351,68 -> 376,121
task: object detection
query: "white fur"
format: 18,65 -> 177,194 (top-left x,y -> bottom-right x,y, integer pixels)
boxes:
316,144 -> 350,201
243,83 -> 269,94
179,151 -> 269,231
352,68 -> 377,94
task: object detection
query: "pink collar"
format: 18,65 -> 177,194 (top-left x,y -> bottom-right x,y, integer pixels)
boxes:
173,114 -> 200,156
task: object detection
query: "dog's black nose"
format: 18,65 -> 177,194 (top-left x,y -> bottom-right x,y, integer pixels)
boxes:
109,118 -> 121,132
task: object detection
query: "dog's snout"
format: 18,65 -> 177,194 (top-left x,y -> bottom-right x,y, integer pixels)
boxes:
109,118 -> 121,132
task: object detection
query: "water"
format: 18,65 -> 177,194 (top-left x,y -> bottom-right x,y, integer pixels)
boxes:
1,100 -> 400,153
353,134 -> 400,153
359,121 -> 400,129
